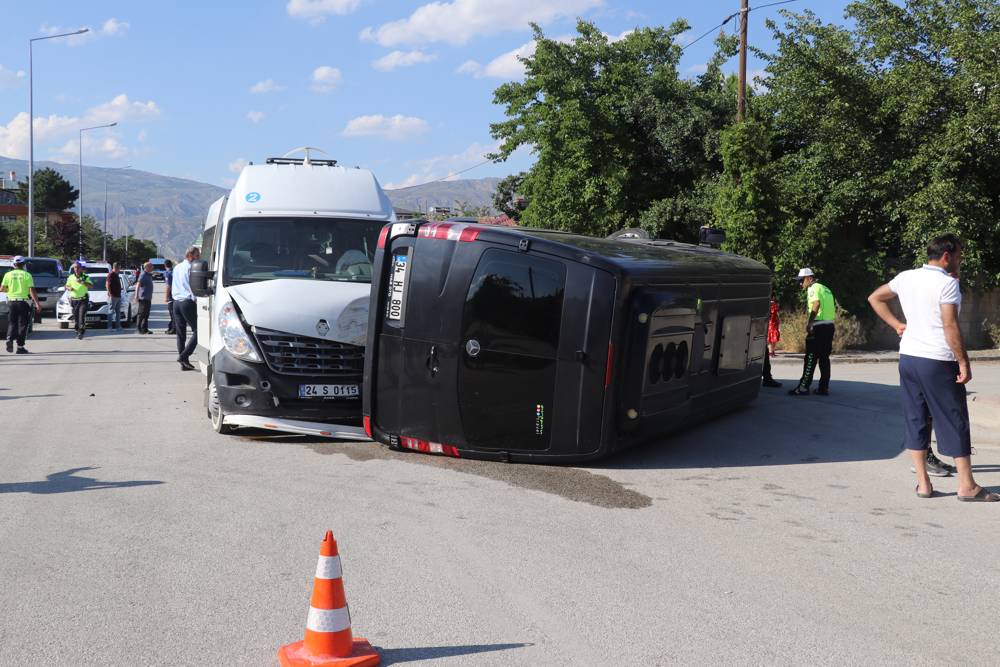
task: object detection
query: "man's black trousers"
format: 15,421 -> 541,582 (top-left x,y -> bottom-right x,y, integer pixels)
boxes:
173,299 -> 198,363
6,300 -> 31,347
136,299 -> 152,333
797,323 -> 835,391
71,298 -> 89,335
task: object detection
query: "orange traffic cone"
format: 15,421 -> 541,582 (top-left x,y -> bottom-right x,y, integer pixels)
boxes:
278,531 -> 380,667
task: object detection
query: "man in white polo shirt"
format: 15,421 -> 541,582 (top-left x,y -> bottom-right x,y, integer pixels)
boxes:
868,233 -> 997,502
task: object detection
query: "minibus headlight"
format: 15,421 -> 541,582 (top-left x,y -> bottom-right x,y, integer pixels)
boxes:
218,301 -> 261,362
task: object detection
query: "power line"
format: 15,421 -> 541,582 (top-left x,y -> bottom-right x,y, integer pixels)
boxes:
391,158 -> 493,191
679,0 -> 801,54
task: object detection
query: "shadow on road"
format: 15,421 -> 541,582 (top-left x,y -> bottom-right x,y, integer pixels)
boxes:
0,466 -> 164,494
601,379 -> 906,470
376,642 -> 531,664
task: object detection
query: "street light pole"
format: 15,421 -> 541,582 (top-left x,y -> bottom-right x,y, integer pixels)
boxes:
28,27 -> 88,257
77,121 -> 117,259
102,165 -> 130,262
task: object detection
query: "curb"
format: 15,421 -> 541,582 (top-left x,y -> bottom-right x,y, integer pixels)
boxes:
772,352 -> 1000,365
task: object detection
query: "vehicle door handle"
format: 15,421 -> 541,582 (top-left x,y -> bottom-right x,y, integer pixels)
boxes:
426,345 -> 439,377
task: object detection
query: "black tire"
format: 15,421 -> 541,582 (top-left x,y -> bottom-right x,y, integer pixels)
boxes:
207,375 -> 235,435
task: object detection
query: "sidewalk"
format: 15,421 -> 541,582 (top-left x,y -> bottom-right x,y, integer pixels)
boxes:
771,349 -> 1000,364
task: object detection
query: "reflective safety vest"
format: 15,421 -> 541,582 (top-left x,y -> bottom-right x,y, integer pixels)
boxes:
1,268 -> 34,299
66,273 -> 93,298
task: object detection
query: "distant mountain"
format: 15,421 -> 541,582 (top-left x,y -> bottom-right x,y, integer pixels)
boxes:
0,155 -> 226,261
384,177 -> 500,213
0,155 -> 503,259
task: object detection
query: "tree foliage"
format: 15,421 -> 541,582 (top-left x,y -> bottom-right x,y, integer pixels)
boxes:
16,168 -> 79,213
492,172 -> 527,221
491,21 -> 737,239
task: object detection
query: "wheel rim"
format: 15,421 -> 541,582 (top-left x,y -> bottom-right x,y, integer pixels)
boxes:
209,380 -> 224,429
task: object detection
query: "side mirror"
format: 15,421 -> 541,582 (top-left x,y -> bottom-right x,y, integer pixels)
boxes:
190,259 -> 215,297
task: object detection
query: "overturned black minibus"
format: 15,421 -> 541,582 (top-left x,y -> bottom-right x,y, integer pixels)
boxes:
362,221 -> 771,463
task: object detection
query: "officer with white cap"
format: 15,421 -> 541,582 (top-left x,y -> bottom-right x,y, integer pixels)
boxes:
0,255 -> 41,353
789,267 -> 836,396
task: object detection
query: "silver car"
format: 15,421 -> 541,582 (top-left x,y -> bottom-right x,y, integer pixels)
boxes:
56,272 -> 135,329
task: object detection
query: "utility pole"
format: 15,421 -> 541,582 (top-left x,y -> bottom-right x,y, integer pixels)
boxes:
737,0 -> 749,122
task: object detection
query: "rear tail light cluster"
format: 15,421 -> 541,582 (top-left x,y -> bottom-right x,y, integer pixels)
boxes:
400,436 -> 461,458
648,340 -> 689,384
417,222 -> 481,242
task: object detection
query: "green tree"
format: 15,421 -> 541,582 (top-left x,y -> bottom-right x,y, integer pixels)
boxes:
16,168 -> 79,214
492,172 -> 526,221
490,21 -> 737,238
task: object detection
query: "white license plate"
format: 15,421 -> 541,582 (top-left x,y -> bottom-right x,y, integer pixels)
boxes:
298,384 -> 359,398
86,315 -> 102,322
386,252 -> 408,321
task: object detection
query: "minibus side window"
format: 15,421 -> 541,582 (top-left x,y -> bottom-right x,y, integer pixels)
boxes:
202,226 -> 217,270
463,249 -> 565,358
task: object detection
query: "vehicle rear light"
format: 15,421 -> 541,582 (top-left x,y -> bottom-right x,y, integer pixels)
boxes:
376,226 -> 390,249
458,227 -> 480,242
604,343 -> 614,388
363,415 -> 372,438
400,436 -> 460,458
418,223 -> 482,243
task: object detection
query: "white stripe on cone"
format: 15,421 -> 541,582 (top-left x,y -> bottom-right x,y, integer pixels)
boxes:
315,555 -> 343,580
306,606 -> 351,633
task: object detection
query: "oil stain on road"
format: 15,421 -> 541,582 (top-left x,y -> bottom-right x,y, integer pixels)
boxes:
240,433 -> 652,509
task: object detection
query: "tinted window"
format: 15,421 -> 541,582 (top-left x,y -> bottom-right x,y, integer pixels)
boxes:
202,225 -> 217,270
463,249 -> 565,358
223,217 -> 381,286
26,260 -> 60,277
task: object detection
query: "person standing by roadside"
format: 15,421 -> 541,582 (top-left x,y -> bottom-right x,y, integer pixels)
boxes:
868,233 -> 997,502
172,246 -> 201,371
163,259 -> 176,335
106,262 -> 124,331
135,262 -> 154,334
762,288 -> 782,388
1,255 -> 42,354
65,262 -> 93,340
788,268 -> 836,396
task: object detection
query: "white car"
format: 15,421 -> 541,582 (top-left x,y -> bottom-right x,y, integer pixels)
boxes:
56,272 -> 135,329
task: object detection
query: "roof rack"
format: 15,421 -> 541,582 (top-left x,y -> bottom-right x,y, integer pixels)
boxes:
266,156 -> 339,166
266,146 -> 338,167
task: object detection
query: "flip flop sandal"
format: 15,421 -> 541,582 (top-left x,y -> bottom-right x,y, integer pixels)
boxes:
957,488 -> 1000,502
915,485 -> 934,499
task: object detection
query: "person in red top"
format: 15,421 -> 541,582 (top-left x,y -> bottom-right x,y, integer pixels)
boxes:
762,289 -> 782,388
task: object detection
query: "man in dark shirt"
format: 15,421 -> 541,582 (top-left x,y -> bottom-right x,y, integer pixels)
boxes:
135,262 -> 154,334
106,262 -> 124,330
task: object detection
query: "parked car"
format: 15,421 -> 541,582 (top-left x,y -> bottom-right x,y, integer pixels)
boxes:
18,257 -> 65,315
55,271 -> 134,329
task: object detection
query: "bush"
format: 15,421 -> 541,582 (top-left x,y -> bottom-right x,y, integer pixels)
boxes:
982,319 -> 1000,349
776,307 -> 868,353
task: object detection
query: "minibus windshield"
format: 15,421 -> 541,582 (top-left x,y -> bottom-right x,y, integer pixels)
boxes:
222,217 -> 381,286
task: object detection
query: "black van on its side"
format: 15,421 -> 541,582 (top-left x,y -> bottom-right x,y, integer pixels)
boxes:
362,221 -> 771,463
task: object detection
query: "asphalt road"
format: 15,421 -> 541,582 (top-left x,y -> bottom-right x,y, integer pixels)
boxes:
2,287 -> 999,666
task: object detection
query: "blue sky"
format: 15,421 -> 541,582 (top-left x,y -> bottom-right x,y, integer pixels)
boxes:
0,0 -> 853,190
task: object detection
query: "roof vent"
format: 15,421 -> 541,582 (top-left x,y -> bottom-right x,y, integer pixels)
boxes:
266,146 -> 338,167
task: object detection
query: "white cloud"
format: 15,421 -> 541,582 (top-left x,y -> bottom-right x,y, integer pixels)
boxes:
53,133 -> 130,161
342,114 -> 430,141
372,50 -> 438,72
287,0 -> 361,23
385,141 -> 496,189
457,40 -> 537,79
0,64 -> 27,89
311,66 -> 343,93
40,18 -> 130,46
0,93 -> 159,159
249,78 -> 285,94
228,158 -> 249,173
360,0 -> 603,47
246,111 -> 266,123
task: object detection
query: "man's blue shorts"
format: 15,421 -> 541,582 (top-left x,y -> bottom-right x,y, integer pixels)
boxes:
899,353 -> 971,458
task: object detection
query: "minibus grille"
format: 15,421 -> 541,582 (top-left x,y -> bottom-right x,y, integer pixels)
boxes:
253,327 -> 364,379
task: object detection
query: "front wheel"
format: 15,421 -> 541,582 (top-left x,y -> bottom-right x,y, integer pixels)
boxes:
207,376 -> 235,435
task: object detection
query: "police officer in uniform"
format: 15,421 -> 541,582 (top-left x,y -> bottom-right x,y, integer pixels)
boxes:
1,255 -> 42,354
789,267 -> 836,396
65,261 -> 94,340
